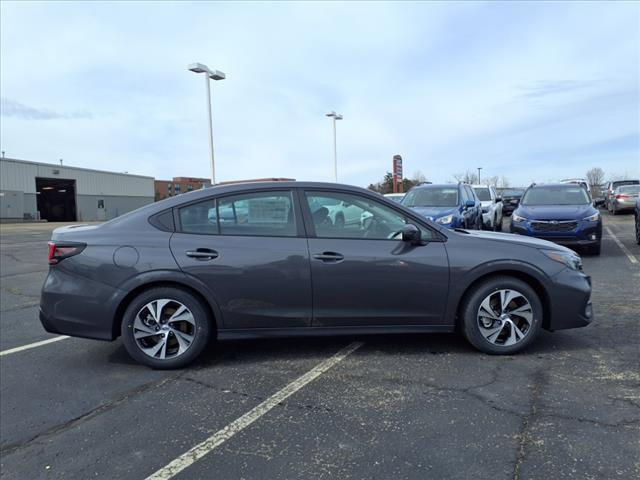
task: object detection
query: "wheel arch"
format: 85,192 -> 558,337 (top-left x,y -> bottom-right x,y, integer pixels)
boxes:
111,275 -> 221,339
452,269 -> 552,331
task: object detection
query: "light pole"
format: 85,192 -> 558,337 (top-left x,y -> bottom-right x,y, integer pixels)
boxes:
188,63 -> 226,185
477,167 -> 483,184
326,111 -> 343,182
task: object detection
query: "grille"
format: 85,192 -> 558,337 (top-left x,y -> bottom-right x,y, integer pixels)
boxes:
531,221 -> 577,232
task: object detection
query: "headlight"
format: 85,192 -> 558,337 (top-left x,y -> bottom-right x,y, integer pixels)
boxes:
583,212 -> 600,222
541,249 -> 582,271
512,213 -> 527,222
436,214 -> 454,224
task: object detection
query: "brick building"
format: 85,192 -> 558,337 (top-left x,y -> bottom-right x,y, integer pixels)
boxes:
154,177 -> 211,200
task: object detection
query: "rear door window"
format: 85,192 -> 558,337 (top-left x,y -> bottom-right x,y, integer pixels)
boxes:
218,191 -> 297,237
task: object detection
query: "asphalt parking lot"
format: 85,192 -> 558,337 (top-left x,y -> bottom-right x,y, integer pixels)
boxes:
1,214 -> 638,480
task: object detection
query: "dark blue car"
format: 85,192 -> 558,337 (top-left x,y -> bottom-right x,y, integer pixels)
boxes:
402,183 -> 482,229
510,183 -> 602,255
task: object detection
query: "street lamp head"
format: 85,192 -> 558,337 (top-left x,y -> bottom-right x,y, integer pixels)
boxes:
209,70 -> 226,81
326,111 -> 343,120
188,63 -> 210,74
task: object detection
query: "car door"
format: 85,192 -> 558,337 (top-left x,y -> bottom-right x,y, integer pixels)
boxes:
302,189 -> 450,327
170,189 -> 312,329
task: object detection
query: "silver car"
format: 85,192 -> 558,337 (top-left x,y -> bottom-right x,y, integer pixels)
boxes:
609,185 -> 640,214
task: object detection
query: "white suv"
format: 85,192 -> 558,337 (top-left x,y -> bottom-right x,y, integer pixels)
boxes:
472,185 -> 503,231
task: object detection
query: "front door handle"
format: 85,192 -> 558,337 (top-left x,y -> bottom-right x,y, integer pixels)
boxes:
186,248 -> 218,260
313,252 -> 344,263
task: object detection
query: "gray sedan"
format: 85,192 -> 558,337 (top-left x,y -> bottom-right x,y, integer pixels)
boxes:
40,182 -> 593,368
609,185 -> 640,214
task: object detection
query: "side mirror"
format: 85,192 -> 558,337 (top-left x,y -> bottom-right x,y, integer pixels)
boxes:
401,224 -> 422,244
495,196 -> 502,203
465,200 -> 475,208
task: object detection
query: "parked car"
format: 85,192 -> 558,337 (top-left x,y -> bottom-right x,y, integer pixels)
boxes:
324,199 -> 364,227
500,188 -> 525,216
41,181 -> 593,368
604,180 -> 639,211
401,183 -> 482,229
608,185 -> 640,215
560,178 -> 591,197
635,197 -> 640,245
510,183 -> 602,255
472,185 -> 503,231
384,193 -> 405,203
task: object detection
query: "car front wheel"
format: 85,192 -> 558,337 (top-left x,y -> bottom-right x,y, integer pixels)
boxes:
460,276 -> 542,354
121,287 -> 213,369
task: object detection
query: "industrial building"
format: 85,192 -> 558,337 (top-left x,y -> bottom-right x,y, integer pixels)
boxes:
0,157 -> 154,222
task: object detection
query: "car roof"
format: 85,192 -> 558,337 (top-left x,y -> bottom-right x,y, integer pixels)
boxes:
104,181 -> 400,227
409,183 -> 461,189
529,183 -> 583,188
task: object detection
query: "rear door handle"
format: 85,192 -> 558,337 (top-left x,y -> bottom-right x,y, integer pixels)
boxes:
312,252 -> 344,263
186,248 -> 218,260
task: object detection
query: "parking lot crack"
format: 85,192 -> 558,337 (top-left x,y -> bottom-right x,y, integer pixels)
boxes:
512,369 -> 545,480
0,373 -> 182,456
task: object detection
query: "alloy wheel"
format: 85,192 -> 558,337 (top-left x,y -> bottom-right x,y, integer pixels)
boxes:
133,299 -> 196,360
477,289 -> 533,346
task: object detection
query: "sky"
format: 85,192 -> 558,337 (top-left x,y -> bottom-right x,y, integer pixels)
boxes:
1,1 -> 639,187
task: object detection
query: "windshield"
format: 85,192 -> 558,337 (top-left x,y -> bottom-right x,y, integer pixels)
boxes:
521,186 -> 590,205
613,180 -> 639,189
618,185 -> 640,194
473,187 -> 491,201
403,187 -> 459,207
501,188 -> 524,196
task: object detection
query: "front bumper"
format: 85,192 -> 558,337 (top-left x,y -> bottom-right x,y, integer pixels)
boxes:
510,220 -> 602,247
546,270 -> 593,331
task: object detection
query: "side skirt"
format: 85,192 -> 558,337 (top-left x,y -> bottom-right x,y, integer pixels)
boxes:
217,325 -> 455,341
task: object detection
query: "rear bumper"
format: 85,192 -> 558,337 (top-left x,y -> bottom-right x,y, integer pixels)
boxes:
546,270 -> 593,331
39,267 -> 123,341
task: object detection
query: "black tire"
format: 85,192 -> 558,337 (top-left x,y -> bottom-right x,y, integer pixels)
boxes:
121,287 -> 213,369
611,206 -> 617,216
587,242 -> 602,256
460,276 -> 543,355
635,215 -> 640,245
494,215 -> 502,232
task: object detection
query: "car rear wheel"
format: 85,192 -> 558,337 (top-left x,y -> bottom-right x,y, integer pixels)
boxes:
121,287 -> 212,369
460,276 -> 542,354
636,215 -> 640,245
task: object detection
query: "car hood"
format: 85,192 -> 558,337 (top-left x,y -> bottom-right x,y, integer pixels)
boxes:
408,206 -> 458,219
460,230 -> 574,253
515,204 -> 594,220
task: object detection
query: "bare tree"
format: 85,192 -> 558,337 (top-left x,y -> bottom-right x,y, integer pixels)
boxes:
453,170 -> 478,184
586,167 -> 605,188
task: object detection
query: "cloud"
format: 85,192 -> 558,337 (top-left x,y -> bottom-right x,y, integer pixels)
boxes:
0,1 -> 638,186
0,97 -> 92,120
517,80 -> 598,99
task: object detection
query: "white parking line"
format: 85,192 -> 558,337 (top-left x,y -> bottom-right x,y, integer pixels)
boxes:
145,341 -> 364,480
605,226 -> 638,264
0,335 -> 70,357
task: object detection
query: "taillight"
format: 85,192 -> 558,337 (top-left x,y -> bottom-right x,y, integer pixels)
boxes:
48,241 -> 86,265
615,194 -> 629,199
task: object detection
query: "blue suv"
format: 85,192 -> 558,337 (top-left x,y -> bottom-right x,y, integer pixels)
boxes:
510,183 -> 602,255
402,183 -> 482,229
